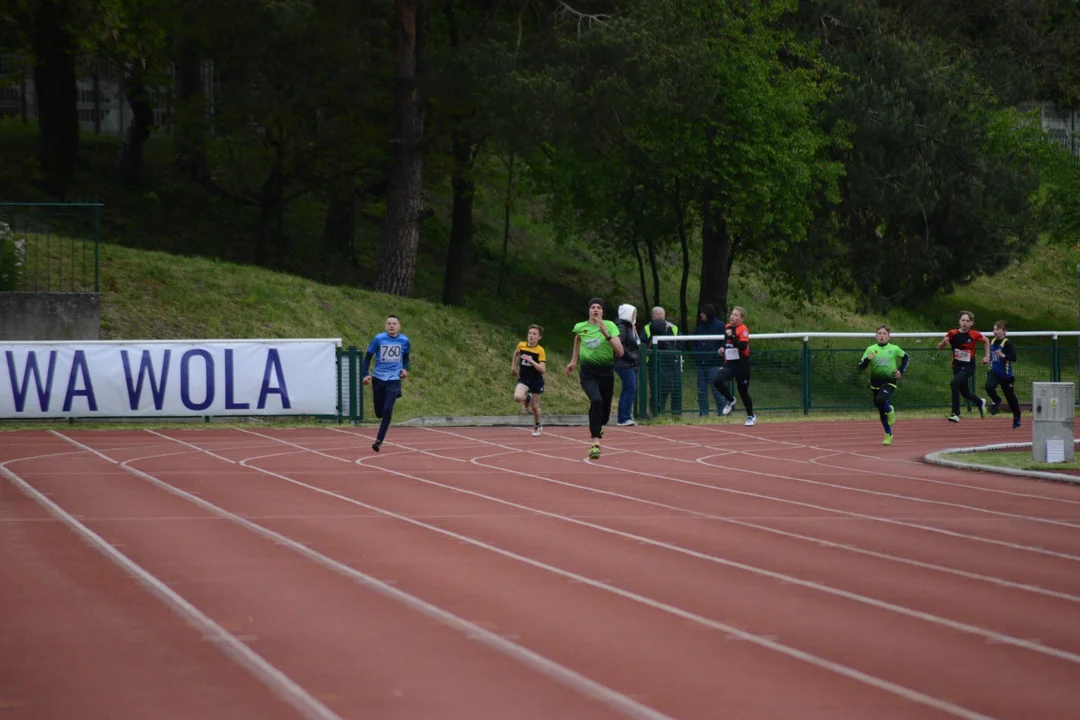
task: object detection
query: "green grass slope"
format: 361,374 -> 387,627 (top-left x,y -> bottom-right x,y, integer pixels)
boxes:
97,243 -> 590,419
91,237 -> 1078,421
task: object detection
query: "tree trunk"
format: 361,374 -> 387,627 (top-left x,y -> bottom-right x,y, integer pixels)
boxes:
496,153 -> 515,296
376,0 -> 429,297
699,180 -> 732,323
644,234 -> 660,308
442,129 -> 474,306
676,210 -> 690,337
117,66 -> 154,182
30,0 -> 78,199
173,38 -> 212,186
633,235 -> 648,315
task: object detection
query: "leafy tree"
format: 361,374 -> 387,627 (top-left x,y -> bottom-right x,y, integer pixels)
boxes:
881,0 -> 1080,109
788,1 -> 1053,311
205,0 -> 390,268
539,139 -> 685,314
1044,152 -> 1080,250
93,0 -> 174,182
532,0 -> 842,329
695,2 -> 844,323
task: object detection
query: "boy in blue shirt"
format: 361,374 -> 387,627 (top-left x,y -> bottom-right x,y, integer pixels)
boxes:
985,320 -> 1021,429
362,314 -> 411,451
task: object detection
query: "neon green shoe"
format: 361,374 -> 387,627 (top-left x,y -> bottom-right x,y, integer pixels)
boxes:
588,444 -> 601,460
882,433 -> 893,446
886,409 -> 896,426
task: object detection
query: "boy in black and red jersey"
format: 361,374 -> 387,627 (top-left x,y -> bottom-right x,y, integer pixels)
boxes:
712,305 -> 755,426
936,310 -> 990,422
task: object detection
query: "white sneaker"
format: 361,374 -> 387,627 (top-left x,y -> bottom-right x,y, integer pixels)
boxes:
744,415 -> 756,427
722,400 -> 735,416
532,424 -> 542,437
617,419 -> 636,426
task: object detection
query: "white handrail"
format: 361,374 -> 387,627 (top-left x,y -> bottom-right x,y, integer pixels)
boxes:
651,331 -> 1080,345
0,338 -> 345,346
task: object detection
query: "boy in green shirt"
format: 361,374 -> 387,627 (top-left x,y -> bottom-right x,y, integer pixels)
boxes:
566,297 -> 624,460
857,324 -> 910,445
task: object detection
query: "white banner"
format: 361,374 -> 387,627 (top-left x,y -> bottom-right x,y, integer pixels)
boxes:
0,339 -> 339,419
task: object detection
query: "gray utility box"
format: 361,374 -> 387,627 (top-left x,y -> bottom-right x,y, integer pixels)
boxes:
1032,382 -> 1075,462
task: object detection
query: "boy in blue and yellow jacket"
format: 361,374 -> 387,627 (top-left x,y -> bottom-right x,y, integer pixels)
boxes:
986,320 -> 1021,429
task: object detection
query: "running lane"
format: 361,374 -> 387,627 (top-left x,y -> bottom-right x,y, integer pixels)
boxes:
134,427 -> 1076,719
1,432 -> 638,720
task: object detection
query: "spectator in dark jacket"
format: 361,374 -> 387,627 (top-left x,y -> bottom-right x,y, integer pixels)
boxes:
693,304 -> 727,416
645,306 -> 682,415
614,303 -> 641,425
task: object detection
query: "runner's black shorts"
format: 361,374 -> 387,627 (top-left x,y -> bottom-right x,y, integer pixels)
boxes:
517,376 -> 544,394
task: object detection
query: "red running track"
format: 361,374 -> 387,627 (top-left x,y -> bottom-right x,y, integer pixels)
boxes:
1,417 -> 1079,719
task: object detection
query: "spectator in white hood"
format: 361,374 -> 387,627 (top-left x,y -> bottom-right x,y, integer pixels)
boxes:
613,304 -> 641,425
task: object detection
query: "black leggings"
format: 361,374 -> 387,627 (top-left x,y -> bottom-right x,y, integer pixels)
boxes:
950,367 -> 981,415
985,373 -> 1021,419
372,378 -> 401,443
580,366 -> 614,439
713,362 -> 754,417
872,384 -> 895,432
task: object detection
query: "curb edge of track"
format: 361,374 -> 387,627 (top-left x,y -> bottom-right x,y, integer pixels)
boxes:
924,441 -> 1080,486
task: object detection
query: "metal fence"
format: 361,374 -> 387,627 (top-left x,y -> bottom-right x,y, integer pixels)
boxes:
336,346 -> 363,423
0,203 -> 102,293
648,332 -> 1080,417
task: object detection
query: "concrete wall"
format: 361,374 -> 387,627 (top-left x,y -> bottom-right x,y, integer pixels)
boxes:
0,292 -> 101,340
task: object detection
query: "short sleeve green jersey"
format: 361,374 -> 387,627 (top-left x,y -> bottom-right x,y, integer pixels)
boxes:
861,342 -> 907,385
573,320 -> 620,368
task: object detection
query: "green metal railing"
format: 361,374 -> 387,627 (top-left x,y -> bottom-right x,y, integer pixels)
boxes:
334,345 -> 369,424
647,331 -> 1080,417
0,202 -> 102,293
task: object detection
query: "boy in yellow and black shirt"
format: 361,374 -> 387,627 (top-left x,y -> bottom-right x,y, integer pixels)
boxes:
512,324 -> 547,436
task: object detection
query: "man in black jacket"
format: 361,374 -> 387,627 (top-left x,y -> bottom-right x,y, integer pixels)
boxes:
693,304 -> 726,416
644,306 -> 682,415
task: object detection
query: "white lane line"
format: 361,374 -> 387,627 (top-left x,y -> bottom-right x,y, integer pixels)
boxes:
692,426 -> 1080,505
225,429 -> 1007,718
70,429 -> 677,720
337,430 -> 1080,665
2,454 -> 341,720
518,427 -> 1080,564
611,428 -> 1080,530
145,429 -> 238,464
409,427 -> 1080,602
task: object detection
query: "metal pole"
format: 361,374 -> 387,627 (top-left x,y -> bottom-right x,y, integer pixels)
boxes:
94,205 -> 100,293
20,61 -> 28,124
